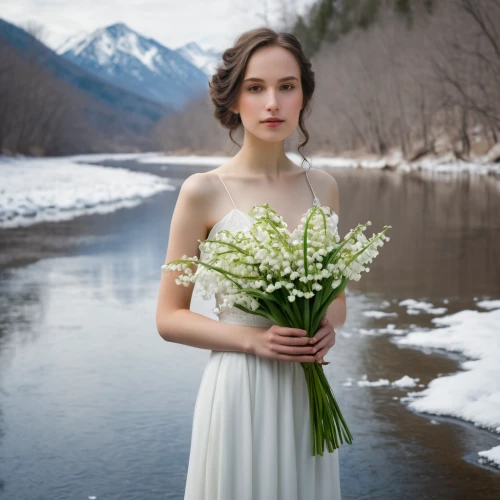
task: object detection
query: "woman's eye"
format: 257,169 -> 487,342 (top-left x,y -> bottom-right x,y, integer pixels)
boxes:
248,85 -> 294,92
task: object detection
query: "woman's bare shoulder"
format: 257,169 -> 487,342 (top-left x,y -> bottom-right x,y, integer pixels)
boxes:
179,169 -> 222,203
180,170 -> 209,190
309,166 -> 338,184
176,168 -> 230,227
308,167 -> 340,213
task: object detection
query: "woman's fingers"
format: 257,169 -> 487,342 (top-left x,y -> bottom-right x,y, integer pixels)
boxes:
273,342 -> 318,356
273,325 -> 307,337
310,317 -> 330,343
311,325 -> 335,346
313,329 -> 335,350
276,334 -> 312,346
315,346 -> 330,361
312,322 -> 336,361
264,323 -> 336,364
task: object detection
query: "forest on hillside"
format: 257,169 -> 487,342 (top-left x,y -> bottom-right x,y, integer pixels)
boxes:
0,25 -> 93,156
157,0 -> 500,162
0,21 -> 167,156
1,0 -> 499,161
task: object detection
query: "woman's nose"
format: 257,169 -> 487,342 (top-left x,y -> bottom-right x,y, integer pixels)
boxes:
266,91 -> 279,110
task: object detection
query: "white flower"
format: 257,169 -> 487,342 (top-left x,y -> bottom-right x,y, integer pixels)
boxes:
162,203 -> 390,324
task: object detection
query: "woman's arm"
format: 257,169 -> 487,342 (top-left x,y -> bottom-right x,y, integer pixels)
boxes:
157,307 -> 258,353
326,291 -> 346,334
156,172 -> 258,353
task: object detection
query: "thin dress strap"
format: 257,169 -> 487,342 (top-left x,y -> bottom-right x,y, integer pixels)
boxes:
215,173 -> 238,210
305,170 -> 321,206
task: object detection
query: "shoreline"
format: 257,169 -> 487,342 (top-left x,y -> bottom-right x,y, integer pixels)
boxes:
138,153 -> 500,179
2,149 -> 500,178
85,145 -> 500,178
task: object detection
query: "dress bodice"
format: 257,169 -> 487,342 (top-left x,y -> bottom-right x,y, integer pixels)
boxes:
195,209 -> 276,328
191,167 -> 321,329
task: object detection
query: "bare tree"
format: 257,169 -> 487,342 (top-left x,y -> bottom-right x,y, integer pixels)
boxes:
275,0 -> 300,31
153,0 -> 500,162
0,28 -> 88,155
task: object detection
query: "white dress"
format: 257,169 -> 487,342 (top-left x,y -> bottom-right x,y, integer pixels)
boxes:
185,172 -> 341,500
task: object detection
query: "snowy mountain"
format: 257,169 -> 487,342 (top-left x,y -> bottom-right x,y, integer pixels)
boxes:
57,23 -> 211,110
174,41 -> 221,77
0,17 -> 170,146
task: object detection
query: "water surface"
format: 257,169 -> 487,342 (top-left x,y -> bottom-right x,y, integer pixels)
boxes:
0,159 -> 499,499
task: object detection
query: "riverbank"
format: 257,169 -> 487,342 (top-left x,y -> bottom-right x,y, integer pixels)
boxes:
132,145 -> 500,177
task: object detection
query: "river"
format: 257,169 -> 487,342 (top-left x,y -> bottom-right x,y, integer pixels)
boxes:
0,157 -> 499,499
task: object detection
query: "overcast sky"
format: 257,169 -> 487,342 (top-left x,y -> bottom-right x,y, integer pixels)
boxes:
2,0 -> 315,53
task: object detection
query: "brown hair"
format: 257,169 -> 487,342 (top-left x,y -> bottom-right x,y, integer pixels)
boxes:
208,27 -> 315,168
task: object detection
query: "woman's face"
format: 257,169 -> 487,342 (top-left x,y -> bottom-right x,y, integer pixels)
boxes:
233,45 -> 304,143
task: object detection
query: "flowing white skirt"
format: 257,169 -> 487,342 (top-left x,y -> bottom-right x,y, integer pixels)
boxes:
183,345 -> 341,500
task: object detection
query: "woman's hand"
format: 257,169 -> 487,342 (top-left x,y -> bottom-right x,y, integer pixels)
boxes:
249,324 -> 318,363
248,316 -> 336,364
310,316 -> 336,365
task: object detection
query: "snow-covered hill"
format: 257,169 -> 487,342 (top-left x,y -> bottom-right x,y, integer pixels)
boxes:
57,23 -> 215,110
174,41 -> 221,77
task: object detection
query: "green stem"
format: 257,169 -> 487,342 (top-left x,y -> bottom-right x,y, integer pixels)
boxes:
301,361 -> 353,456
233,303 -> 274,322
266,300 -> 290,327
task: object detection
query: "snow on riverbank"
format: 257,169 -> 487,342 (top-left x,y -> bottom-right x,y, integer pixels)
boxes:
139,154 -> 232,166
343,375 -> 422,388
0,156 -> 174,229
311,153 -> 500,177
10,150 -> 497,177
136,150 -> 500,176
63,152 -> 160,163
397,300 -> 500,467
348,297 -> 500,467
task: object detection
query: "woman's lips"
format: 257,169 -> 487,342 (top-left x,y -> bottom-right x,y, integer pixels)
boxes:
262,120 -> 284,128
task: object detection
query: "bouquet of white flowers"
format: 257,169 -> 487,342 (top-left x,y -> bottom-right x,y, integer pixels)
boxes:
162,203 -> 391,456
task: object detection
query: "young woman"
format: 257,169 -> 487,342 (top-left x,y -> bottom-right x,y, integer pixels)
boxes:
156,27 -> 346,500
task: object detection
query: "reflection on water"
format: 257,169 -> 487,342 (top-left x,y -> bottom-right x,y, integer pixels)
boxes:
0,251 -> 211,500
333,169 -> 500,298
0,163 -> 498,499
